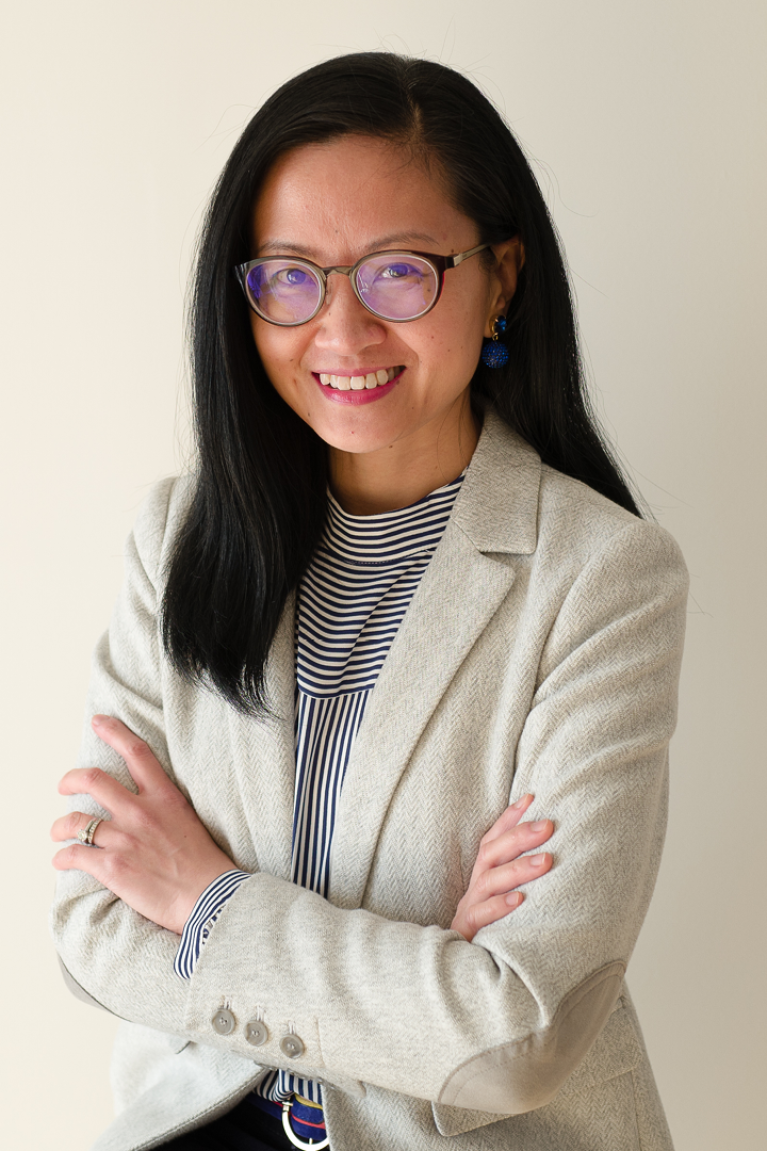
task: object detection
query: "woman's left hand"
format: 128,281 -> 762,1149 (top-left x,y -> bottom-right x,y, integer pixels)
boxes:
51,715 -> 237,935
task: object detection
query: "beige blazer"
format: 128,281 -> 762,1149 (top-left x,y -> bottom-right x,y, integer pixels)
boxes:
51,410 -> 688,1151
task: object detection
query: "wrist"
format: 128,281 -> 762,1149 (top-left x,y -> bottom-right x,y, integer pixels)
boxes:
174,869 -> 252,977
172,855 -> 238,935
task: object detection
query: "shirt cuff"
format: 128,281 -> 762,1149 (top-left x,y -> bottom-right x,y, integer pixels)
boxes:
174,870 -> 252,979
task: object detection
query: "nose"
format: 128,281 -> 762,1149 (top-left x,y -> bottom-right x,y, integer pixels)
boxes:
313,272 -> 387,353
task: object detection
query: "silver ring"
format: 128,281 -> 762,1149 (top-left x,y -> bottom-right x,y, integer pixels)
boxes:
281,1101 -> 330,1149
77,817 -> 103,847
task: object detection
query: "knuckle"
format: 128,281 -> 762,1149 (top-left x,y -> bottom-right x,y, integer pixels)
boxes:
101,853 -> 126,884
58,844 -> 82,869
511,824 -> 536,849
478,825 -> 496,848
161,785 -> 188,812
464,906 -> 479,935
82,767 -> 105,789
474,871 -> 492,900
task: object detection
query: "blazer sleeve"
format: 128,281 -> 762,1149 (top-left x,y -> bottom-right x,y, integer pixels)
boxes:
49,478 -> 191,1033
178,518 -> 688,1113
51,485 -> 687,1115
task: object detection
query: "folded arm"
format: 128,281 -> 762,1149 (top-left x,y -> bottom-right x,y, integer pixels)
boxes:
174,521 -> 688,1110
49,480 -> 688,1111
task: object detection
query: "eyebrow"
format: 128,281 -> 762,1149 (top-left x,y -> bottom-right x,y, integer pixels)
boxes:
257,232 -> 441,258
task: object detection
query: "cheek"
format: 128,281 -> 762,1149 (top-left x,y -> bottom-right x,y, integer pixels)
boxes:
250,319 -> 324,427
436,277 -> 492,353
251,318 -> 300,388
433,301 -> 486,367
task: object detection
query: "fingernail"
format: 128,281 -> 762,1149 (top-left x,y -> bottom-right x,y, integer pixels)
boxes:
506,892 -> 523,907
513,794 -> 532,808
92,716 -> 104,727
530,854 -> 547,867
531,821 -> 549,831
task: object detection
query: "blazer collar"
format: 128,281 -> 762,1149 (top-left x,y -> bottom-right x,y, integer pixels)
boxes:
451,406 -> 541,556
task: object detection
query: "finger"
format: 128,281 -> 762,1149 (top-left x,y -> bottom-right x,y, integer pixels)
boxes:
455,891 -> 525,940
478,819 -> 555,870
58,766 -> 134,812
477,890 -> 525,928
481,794 -> 534,845
476,852 -> 553,900
91,716 -> 167,793
50,811 -> 112,846
52,841 -> 110,874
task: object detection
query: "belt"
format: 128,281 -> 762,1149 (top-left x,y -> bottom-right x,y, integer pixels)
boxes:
281,1096 -> 330,1150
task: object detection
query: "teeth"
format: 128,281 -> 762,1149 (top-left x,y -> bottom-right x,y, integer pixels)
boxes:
320,367 -> 400,391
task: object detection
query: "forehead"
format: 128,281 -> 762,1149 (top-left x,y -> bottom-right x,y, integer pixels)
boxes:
251,135 -> 476,260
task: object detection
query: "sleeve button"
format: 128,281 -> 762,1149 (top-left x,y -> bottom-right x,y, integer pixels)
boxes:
245,1020 -> 269,1047
211,1008 -> 236,1036
279,1034 -> 305,1059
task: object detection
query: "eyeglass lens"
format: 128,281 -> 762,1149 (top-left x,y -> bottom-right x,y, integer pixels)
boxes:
245,254 -> 439,324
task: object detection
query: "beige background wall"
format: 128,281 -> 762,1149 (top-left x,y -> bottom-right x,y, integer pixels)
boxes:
1,1 -> 764,1147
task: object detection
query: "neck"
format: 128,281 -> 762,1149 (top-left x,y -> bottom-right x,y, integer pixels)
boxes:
329,395 -> 480,515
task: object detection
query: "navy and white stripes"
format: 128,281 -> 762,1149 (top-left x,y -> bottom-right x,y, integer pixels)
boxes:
175,869 -> 251,978
289,479 -> 462,899
174,474 -> 463,1110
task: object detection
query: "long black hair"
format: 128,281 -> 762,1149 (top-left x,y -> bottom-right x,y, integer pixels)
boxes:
163,51 -> 640,716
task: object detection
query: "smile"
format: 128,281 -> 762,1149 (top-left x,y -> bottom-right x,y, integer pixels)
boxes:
318,366 -> 402,391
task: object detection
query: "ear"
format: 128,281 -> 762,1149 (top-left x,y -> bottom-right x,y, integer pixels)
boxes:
484,237 -> 525,336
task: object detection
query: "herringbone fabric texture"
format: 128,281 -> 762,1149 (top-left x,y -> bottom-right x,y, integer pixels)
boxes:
50,410 -> 686,1151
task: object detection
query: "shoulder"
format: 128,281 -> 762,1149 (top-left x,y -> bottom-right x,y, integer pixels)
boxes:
538,463 -> 686,586
460,408 -> 687,589
128,474 -> 196,586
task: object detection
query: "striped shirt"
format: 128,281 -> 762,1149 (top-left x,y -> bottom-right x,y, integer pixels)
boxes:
175,473 -> 463,1114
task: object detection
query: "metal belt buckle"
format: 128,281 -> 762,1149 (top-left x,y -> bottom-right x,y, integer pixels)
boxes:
281,1100 -> 330,1149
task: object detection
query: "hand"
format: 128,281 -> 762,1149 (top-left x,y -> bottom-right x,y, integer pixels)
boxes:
451,794 -> 553,942
51,716 -> 237,935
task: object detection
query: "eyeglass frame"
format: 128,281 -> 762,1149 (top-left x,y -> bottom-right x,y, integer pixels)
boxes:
233,242 -> 494,326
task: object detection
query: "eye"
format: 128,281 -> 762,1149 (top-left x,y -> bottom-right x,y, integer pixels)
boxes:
277,266 -> 313,287
379,262 -> 421,280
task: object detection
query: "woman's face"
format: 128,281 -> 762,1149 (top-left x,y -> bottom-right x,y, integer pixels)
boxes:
249,135 -> 518,463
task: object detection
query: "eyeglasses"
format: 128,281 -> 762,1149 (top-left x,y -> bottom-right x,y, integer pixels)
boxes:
234,243 -> 492,326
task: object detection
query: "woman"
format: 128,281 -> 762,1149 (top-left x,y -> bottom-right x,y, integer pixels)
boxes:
50,53 -> 687,1151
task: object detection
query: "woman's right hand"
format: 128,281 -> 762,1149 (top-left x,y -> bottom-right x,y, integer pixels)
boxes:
451,794 -> 553,942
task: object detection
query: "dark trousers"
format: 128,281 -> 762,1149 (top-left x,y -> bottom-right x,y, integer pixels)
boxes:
161,1096 -> 305,1151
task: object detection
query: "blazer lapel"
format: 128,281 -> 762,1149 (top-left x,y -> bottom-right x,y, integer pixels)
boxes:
237,412 -> 541,899
227,591 -> 296,880
327,411 -> 541,909
327,525 -> 515,909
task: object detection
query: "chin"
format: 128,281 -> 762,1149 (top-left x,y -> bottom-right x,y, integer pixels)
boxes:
318,429 -> 400,456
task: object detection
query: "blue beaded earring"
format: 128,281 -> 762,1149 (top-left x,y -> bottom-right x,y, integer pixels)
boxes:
481,316 -> 509,368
